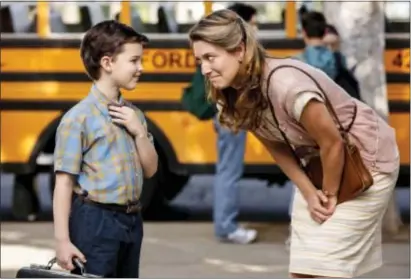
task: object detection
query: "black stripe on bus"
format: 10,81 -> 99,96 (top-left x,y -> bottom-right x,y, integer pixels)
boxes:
0,73 -> 193,83
387,74 -> 411,83
0,37 -> 409,49
0,100 -> 408,113
0,72 -> 409,84
2,163 -> 408,185
389,101 -> 410,112
0,100 -> 183,111
0,38 -> 304,49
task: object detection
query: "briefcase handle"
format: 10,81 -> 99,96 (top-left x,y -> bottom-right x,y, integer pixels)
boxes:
72,258 -> 86,275
28,257 -> 101,278
42,257 -> 86,275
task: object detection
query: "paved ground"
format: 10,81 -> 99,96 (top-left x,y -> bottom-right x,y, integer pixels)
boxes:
1,222 -> 409,278
2,174 -> 409,277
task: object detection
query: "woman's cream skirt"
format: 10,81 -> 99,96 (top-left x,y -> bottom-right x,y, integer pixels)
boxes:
289,167 -> 400,278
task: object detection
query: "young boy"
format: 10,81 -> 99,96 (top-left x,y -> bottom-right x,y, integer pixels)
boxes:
296,10 -> 337,78
53,20 -> 158,278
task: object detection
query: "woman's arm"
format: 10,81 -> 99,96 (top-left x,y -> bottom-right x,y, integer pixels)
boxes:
299,99 -> 345,197
256,135 -> 317,201
255,134 -> 332,223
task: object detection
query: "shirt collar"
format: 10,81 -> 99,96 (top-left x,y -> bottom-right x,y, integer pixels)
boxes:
90,84 -> 124,105
88,85 -> 125,118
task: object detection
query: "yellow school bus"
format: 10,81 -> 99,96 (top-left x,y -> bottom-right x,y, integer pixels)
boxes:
0,1 -> 409,218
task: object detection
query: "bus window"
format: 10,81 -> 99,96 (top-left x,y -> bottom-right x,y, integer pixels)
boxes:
128,2 -> 162,33
0,2 -> 67,34
0,3 -> 34,33
384,1 -> 410,33
174,1 -> 291,31
157,4 -> 179,33
246,2 -> 285,24
118,1 -> 295,35
57,2 -> 107,33
385,1 -> 410,22
176,2 -> 206,24
0,2 -> 111,35
129,2 -> 205,33
38,3 -> 67,33
114,2 -> 179,33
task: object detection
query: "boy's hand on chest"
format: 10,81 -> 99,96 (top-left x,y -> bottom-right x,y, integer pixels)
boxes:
108,105 -> 145,137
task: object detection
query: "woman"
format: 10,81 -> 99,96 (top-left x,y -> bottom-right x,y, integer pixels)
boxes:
189,9 -> 400,278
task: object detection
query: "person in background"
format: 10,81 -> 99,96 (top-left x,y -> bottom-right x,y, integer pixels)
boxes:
323,24 -> 350,72
212,2 -> 259,244
281,2 -> 315,31
323,24 -> 362,101
228,3 -> 258,31
295,10 -> 337,78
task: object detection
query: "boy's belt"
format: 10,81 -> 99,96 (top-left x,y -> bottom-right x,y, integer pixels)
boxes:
76,194 -> 141,214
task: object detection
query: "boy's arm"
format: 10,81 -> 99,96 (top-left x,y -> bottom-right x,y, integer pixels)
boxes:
53,118 -> 84,241
53,173 -> 75,242
134,110 -> 158,178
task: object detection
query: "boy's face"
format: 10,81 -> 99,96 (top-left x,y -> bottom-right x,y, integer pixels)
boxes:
109,42 -> 144,90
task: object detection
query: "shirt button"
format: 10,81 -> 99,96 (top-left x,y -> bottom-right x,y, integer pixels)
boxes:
299,136 -> 303,140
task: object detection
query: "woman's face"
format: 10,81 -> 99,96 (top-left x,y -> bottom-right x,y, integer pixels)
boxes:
192,40 -> 244,89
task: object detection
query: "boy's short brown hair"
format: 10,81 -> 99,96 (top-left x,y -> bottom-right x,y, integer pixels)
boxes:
80,20 -> 149,80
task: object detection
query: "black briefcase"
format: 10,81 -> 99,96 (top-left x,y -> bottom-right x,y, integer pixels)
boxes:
16,257 -> 101,278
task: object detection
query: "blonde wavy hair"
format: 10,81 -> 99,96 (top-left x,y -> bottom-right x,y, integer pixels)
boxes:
189,9 -> 268,132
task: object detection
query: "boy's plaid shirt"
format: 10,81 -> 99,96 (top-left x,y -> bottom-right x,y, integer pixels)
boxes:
54,85 -> 154,204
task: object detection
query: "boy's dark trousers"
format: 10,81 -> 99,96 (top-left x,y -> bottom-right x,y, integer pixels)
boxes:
69,196 -> 143,278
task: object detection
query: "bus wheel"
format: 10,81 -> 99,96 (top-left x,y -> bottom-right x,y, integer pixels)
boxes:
12,174 -> 40,221
153,143 -> 190,202
49,167 -> 56,200
162,172 -> 189,201
140,159 -> 163,212
140,159 -> 190,220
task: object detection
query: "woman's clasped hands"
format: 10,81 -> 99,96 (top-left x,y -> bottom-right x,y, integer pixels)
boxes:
306,190 -> 337,224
